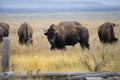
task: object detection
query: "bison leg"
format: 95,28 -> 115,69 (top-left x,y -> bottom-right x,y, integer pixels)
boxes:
85,42 -> 90,49
98,31 -> 103,42
57,47 -> 66,50
0,36 -> 3,43
102,35 -> 109,43
19,37 -> 22,44
24,38 -> 28,45
30,39 -> 33,45
79,41 -> 85,50
19,36 -> 24,44
51,46 -> 56,50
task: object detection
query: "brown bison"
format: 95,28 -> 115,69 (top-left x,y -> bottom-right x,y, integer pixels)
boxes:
0,22 -> 9,37
98,22 -> 118,43
0,26 -> 4,43
18,22 -> 33,45
44,21 -> 90,50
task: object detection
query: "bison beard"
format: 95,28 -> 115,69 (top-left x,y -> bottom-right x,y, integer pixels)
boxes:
98,22 -> 118,43
44,21 -> 90,50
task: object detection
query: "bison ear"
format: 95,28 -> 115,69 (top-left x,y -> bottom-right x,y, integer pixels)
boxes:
43,28 -> 48,35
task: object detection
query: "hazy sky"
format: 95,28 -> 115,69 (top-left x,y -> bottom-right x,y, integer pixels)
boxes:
0,0 -> 120,9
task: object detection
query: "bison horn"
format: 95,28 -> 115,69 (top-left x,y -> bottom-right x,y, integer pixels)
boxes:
43,28 -> 48,35
43,28 -> 47,33
55,31 -> 58,35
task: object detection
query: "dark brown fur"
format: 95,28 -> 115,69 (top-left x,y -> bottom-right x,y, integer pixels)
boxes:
0,26 -> 4,43
44,21 -> 90,50
0,22 -> 9,37
98,22 -> 118,43
18,22 -> 33,45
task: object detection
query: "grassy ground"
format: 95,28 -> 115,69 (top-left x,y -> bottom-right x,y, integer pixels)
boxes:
0,12 -> 120,73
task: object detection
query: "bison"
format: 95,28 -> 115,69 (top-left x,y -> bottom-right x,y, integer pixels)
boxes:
18,22 -> 33,45
98,22 -> 118,43
0,22 -> 9,37
44,21 -> 90,50
0,26 -> 4,43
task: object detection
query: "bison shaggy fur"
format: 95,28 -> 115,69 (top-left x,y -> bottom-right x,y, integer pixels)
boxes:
44,21 -> 90,50
98,22 -> 118,43
18,22 -> 33,45
0,22 -> 9,37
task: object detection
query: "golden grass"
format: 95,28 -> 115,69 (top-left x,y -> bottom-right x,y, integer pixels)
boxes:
0,13 -> 120,73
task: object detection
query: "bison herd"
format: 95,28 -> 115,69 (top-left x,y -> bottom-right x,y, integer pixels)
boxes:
0,21 -> 119,50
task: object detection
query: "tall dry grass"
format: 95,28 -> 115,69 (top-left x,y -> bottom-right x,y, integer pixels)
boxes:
0,12 -> 120,73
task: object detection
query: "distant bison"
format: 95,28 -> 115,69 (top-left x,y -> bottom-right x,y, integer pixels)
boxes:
0,22 -> 9,37
44,21 -> 90,50
0,26 -> 4,43
98,22 -> 118,43
18,22 -> 33,45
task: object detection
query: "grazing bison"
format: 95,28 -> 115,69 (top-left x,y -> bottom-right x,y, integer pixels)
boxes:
0,26 -> 4,43
98,22 -> 118,43
18,22 -> 33,45
0,22 -> 9,37
44,22 -> 90,50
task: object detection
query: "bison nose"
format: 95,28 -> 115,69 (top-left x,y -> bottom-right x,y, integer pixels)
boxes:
49,39 -> 55,44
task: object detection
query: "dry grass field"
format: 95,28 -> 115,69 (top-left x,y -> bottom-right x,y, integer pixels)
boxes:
0,12 -> 120,73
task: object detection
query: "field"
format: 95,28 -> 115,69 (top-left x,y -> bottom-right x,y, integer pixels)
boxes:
0,12 -> 120,73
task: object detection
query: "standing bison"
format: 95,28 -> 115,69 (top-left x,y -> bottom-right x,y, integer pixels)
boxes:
18,22 -> 33,45
98,22 -> 118,43
44,21 -> 90,50
0,22 -> 9,37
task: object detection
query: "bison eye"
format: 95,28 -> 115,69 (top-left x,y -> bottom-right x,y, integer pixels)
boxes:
55,32 -> 58,35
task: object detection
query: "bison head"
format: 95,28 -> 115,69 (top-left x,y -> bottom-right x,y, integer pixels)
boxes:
24,37 -> 33,45
44,25 -> 58,46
